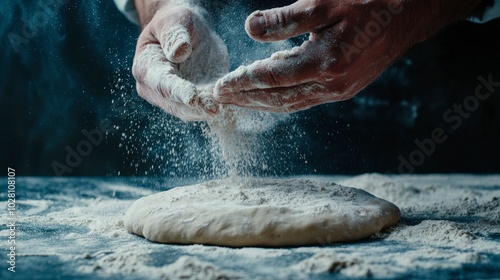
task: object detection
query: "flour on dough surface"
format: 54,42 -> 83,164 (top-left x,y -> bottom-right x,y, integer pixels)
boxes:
124,178 -> 400,247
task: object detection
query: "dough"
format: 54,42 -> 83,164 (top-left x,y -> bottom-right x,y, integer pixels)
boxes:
124,178 -> 400,247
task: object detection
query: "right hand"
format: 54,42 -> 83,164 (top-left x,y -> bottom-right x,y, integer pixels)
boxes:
214,0 -> 483,113
132,2 -> 229,121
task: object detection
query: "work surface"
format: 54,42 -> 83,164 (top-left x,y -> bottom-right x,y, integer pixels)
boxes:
1,174 -> 499,279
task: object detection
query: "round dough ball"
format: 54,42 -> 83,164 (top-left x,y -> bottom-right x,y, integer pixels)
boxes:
124,178 -> 400,247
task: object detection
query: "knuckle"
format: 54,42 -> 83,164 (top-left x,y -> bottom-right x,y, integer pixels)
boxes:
171,6 -> 192,18
131,60 -> 145,83
164,6 -> 196,30
262,8 -> 288,36
305,0 -> 322,18
154,83 -> 168,98
275,9 -> 288,30
311,0 -> 331,19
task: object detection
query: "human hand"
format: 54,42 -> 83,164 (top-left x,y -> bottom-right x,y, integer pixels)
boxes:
214,0 -> 483,113
132,1 -> 229,121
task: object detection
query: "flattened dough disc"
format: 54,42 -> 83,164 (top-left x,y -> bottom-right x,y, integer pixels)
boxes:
124,178 -> 400,247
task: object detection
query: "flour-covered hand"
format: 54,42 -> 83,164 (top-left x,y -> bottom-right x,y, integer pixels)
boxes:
214,0 -> 483,113
133,1 -> 229,121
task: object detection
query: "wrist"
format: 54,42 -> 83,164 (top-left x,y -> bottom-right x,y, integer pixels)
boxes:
394,0 -> 483,48
427,0 -> 484,27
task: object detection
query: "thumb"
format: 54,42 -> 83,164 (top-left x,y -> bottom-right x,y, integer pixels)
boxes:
161,25 -> 193,63
245,0 -> 323,42
153,7 -> 199,63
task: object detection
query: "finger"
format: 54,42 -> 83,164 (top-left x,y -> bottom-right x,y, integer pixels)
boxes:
214,44 -> 321,99
151,6 -> 198,63
160,25 -> 192,64
287,96 -> 342,112
134,44 -> 218,117
151,71 -> 219,116
225,79 -> 357,113
158,98 -> 216,122
240,92 -> 345,113
137,82 -> 217,121
245,0 -> 340,41
215,82 -> 331,112
134,44 -> 197,103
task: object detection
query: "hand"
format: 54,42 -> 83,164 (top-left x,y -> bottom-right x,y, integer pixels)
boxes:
132,1 -> 229,121
214,0 -> 483,113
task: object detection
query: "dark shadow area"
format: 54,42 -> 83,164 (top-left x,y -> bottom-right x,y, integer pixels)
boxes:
1,1 -> 499,177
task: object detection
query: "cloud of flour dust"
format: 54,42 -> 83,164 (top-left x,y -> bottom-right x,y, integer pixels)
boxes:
114,1 -> 310,179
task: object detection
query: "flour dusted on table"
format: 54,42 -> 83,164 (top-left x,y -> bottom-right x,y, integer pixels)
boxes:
7,175 -> 500,279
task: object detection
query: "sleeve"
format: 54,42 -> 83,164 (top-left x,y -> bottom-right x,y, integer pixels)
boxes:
468,0 -> 500,23
113,0 -> 140,25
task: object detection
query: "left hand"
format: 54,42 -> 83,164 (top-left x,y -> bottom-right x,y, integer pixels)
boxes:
214,0 -> 483,113
132,1 -> 229,121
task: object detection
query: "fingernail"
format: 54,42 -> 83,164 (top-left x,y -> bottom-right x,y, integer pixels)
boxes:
204,99 -> 219,114
169,40 -> 191,63
165,26 -> 192,63
247,13 -> 266,36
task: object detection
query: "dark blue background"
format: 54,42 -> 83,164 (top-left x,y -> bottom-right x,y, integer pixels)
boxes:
1,0 -> 499,177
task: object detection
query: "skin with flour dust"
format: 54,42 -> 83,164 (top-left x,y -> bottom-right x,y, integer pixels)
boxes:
132,0 -> 486,120
132,1 -> 229,121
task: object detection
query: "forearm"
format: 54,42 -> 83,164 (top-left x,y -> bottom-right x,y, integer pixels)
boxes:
395,0 -> 484,48
433,0 -> 485,23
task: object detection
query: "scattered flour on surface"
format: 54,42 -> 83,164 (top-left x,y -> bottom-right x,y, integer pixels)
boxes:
292,252 -> 370,278
4,175 -> 499,279
79,250 -> 241,280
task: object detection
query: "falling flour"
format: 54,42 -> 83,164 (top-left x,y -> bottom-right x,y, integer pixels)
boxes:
124,4 -> 405,250
151,4 -> 294,177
